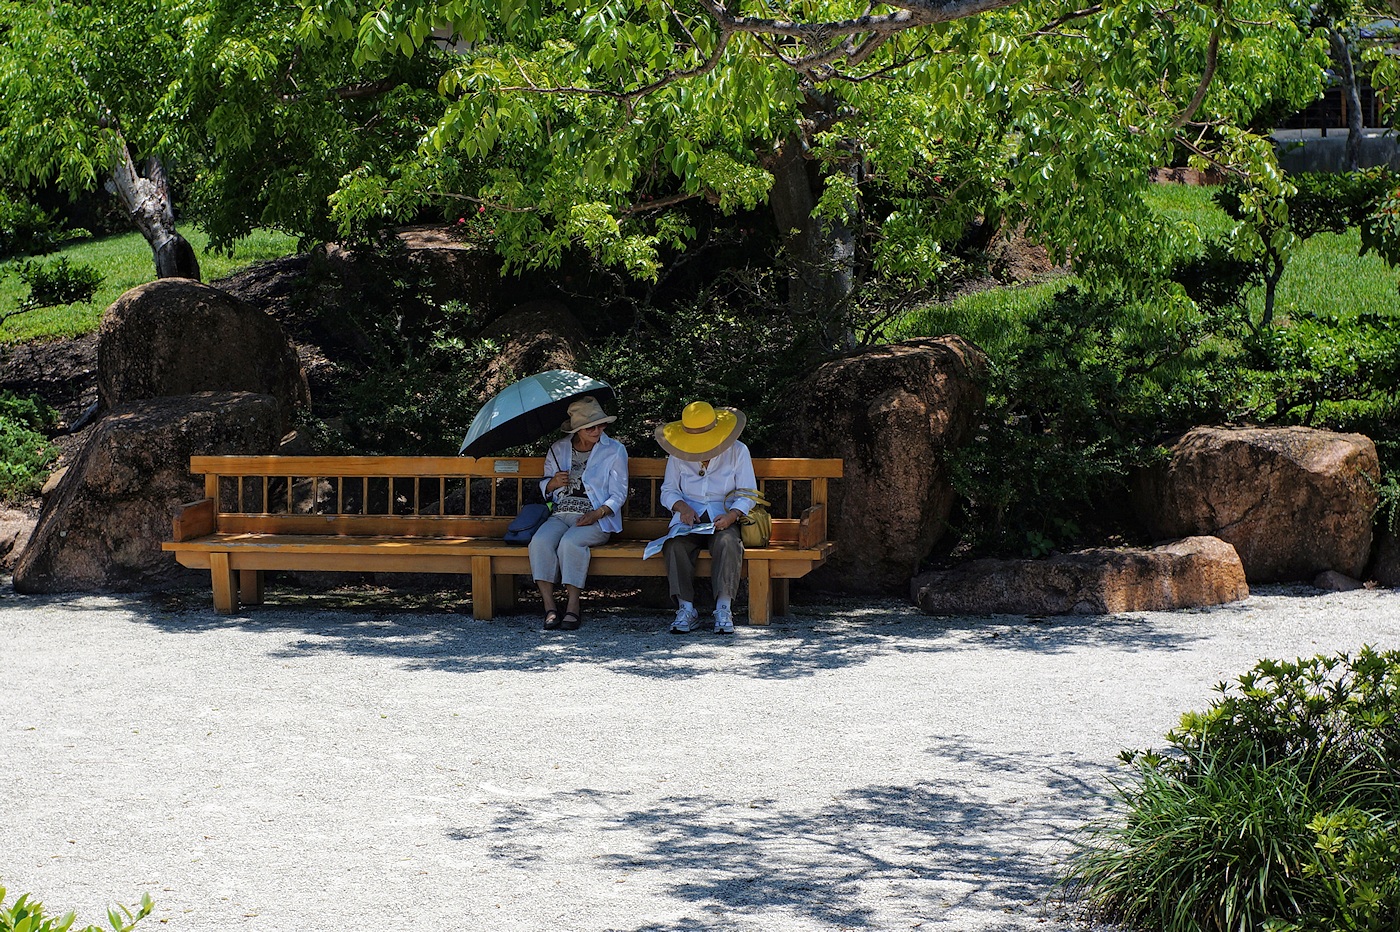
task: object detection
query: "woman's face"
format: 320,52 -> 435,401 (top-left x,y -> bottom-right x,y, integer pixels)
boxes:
574,423 -> 605,448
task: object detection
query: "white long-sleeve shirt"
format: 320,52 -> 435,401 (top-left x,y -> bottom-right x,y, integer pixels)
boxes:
659,442 -> 757,531
540,433 -> 628,534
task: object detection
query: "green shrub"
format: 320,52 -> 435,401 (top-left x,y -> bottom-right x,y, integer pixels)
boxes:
898,180 -> 1400,557
0,886 -> 153,932
1238,309 -> 1400,437
0,191 -> 67,259
582,284 -> 820,455
289,242 -> 505,455
1070,648 -> 1400,932
339,324 -> 502,455
946,285 -> 1217,555
1166,649 -> 1400,794
16,257 -> 104,311
1283,171 -> 1395,239
0,390 -> 59,502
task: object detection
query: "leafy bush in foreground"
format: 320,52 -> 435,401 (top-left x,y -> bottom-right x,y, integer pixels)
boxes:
1069,648 -> 1400,932
0,886 -> 152,932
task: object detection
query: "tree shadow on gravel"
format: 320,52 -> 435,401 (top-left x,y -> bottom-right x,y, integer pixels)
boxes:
444,736 -> 1116,930
5,584 -> 1211,681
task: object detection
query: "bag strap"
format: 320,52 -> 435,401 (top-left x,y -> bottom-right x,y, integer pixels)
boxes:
726,487 -> 769,508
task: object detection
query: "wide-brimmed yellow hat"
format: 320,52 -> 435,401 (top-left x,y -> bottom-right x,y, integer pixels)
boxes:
655,401 -> 746,461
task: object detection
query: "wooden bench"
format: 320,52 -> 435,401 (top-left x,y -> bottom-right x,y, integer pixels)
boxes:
162,455 -> 842,624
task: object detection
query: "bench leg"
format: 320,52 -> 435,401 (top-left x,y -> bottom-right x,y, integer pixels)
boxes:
493,573 -> 517,614
748,559 -> 771,626
210,552 -> 239,614
239,570 -> 265,606
471,556 -> 494,620
773,578 -> 790,617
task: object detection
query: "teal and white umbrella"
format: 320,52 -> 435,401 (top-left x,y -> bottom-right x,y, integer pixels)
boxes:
459,369 -> 616,456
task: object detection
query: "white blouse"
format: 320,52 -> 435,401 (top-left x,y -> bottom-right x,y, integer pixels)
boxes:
659,442 -> 757,531
540,433 -> 628,534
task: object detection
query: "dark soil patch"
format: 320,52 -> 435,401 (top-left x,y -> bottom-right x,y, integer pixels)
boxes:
0,332 -> 99,429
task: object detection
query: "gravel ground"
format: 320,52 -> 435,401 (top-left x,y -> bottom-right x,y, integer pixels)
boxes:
2,581 -> 1398,932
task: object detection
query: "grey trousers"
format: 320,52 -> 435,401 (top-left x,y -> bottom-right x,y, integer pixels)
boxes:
663,525 -> 743,604
529,514 -> 611,589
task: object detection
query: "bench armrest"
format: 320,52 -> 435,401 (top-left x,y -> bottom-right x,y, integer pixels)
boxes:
797,503 -> 826,550
171,498 -> 217,541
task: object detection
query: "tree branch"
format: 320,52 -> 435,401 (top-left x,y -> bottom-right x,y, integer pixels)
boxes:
619,191 -> 701,214
429,192 -> 539,213
1031,5 -> 1103,36
1170,24 -> 1220,129
1171,129 -> 1242,178
696,0 -> 1025,41
278,77 -> 404,103
500,30 -> 732,108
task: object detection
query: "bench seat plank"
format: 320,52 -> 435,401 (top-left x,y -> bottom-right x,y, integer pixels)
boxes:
164,534 -> 833,569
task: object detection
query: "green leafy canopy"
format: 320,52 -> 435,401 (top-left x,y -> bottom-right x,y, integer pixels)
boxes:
299,0 -> 1328,287
0,0 -> 1334,293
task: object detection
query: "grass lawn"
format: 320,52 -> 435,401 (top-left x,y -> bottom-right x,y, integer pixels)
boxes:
1267,226 -> 1400,322
889,183 -> 1400,346
1,227 -> 298,343
886,277 -> 1073,357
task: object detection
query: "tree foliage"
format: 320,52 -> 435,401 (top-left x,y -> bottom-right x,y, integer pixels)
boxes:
0,0 -> 448,272
0,0 -> 1339,321
167,0 -> 452,249
305,0 -> 1329,316
0,0 -> 206,276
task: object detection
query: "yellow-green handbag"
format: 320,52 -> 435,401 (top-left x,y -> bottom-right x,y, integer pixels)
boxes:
728,488 -> 772,547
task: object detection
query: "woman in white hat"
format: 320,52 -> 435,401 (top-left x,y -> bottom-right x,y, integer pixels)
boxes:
656,400 -> 757,634
531,396 -> 629,630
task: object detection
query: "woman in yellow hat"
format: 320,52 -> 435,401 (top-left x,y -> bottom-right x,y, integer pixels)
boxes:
655,401 -> 757,634
532,396 -> 629,631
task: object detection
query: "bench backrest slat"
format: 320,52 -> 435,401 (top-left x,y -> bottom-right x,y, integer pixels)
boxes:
190,455 -> 843,478
186,455 -> 840,543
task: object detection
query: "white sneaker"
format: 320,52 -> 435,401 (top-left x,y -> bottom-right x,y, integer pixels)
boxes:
671,604 -> 699,634
713,608 -> 734,634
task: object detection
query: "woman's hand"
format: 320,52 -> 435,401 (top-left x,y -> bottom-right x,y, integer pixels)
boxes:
674,502 -> 698,527
545,470 -> 569,493
713,508 -> 742,531
577,506 -> 606,527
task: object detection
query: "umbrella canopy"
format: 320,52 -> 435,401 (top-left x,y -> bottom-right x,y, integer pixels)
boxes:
459,369 -> 617,456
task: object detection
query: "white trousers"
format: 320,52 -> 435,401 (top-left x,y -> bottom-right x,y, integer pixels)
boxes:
528,513 -> 611,589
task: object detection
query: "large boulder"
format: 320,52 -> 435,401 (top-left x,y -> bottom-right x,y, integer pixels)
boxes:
396,225 -> 503,308
12,392 -> 281,594
0,507 -> 37,571
1135,426 -> 1379,582
773,336 -> 986,592
1367,529 -> 1400,587
98,279 -> 309,433
478,301 -> 589,397
305,232 -> 503,318
911,536 -> 1249,615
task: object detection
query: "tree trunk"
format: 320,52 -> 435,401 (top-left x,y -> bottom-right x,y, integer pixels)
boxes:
1261,247 -> 1284,330
1329,29 -> 1364,172
766,132 -> 858,353
105,138 -> 201,281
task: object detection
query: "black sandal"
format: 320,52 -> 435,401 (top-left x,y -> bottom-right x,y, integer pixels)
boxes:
542,609 -> 562,630
560,611 -> 582,631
